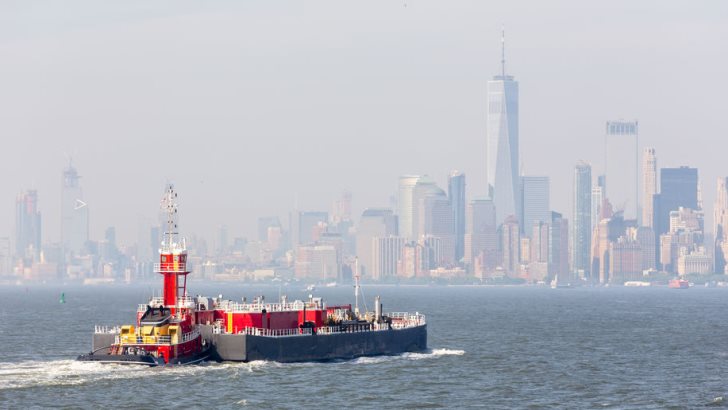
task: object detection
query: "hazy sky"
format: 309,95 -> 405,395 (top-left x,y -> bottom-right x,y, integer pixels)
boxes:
1,1 -> 727,246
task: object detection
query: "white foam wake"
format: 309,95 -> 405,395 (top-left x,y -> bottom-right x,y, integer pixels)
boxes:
0,359 -> 147,390
0,359 -> 270,390
350,348 -> 465,365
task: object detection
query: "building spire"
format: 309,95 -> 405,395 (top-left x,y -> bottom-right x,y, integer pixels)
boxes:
501,25 -> 506,78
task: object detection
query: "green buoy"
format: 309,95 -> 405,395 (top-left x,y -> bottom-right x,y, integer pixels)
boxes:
60,292 -> 65,304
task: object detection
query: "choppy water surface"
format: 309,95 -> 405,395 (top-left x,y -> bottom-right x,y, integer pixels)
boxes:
1,284 -> 727,408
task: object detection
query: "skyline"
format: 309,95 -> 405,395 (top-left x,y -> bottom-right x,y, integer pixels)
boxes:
1,2 -> 727,246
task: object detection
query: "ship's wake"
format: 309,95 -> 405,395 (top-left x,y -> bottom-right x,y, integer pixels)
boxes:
0,359 -> 264,390
0,350 -> 464,389
349,348 -> 465,365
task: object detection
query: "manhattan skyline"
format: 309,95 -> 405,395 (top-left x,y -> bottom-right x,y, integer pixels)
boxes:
1,1 -> 726,247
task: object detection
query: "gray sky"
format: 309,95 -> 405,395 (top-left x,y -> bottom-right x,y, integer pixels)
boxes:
1,1 -> 726,246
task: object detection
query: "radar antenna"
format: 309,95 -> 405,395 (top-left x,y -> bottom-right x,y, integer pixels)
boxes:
160,184 -> 180,251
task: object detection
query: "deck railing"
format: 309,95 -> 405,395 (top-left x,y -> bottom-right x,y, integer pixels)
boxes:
94,325 -> 120,334
216,299 -> 322,313
389,312 -> 426,328
153,263 -> 187,272
137,296 -> 195,312
114,328 -> 200,346
228,314 -> 425,338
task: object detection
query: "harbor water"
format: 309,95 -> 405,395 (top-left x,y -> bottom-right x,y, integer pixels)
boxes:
1,283 -> 727,408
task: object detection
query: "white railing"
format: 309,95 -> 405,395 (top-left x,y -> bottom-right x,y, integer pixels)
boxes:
216,299 -> 321,313
115,329 -> 200,346
232,317 -> 424,338
94,325 -> 121,334
389,312 -> 426,328
138,296 -> 195,312
154,263 -> 187,272
239,327 -> 313,337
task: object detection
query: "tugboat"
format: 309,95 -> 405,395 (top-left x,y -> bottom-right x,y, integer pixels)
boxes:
79,185 -> 427,365
77,185 -> 210,366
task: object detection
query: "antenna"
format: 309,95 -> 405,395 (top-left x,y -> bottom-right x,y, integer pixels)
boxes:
354,257 -> 360,317
501,25 -> 506,78
160,184 -> 179,250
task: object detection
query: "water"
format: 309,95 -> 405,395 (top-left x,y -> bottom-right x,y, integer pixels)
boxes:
1,283 -> 727,408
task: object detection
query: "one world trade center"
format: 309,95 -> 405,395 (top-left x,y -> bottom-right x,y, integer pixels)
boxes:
486,30 -> 520,226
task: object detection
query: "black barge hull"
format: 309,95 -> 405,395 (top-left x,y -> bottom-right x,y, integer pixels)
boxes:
200,324 -> 427,362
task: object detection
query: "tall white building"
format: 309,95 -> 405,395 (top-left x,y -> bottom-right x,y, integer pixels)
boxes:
371,236 -> 405,280
397,175 -> 420,240
486,31 -> 519,226
355,209 -> 397,276
642,147 -> 657,227
604,120 -> 639,221
411,176 -> 441,240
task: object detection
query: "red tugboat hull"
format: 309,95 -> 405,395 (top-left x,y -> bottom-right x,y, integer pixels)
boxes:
77,345 -> 211,366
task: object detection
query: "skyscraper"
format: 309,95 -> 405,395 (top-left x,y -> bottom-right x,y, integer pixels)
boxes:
371,236 -> 405,280
411,176 -> 441,240
591,186 -> 603,236
331,191 -> 352,224
573,162 -> 592,278
609,237 -> 642,284
635,226 -> 656,271
549,211 -> 569,281
356,208 -> 397,276
419,190 -> 455,265
714,177 -> 728,273
257,216 -> 281,242
604,120 -> 638,221
397,175 -> 420,240
486,31 -> 519,226
294,211 -> 328,246
464,199 -> 497,274
653,167 -> 699,238
653,167 -> 699,268
520,176 -> 550,236
15,190 -> 41,260
642,148 -> 657,227
526,221 -> 548,282
61,164 -> 89,257
499,215 -> 520,276
448,171 -> 466,263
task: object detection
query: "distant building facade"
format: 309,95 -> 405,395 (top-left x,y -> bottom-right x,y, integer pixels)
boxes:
520,176 -> 550,236
61,164 -> 89,257
448,171 -> 466,263
15,190 -> 41,261
573,162 -> 592,279
604,120 -> 638,220
642,148 -> 657,227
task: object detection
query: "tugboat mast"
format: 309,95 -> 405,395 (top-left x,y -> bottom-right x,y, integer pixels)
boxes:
354,257 -> 360,317
157,184 -> 190,311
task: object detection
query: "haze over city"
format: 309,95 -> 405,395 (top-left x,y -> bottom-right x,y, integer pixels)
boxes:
2,1 -> 726,247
